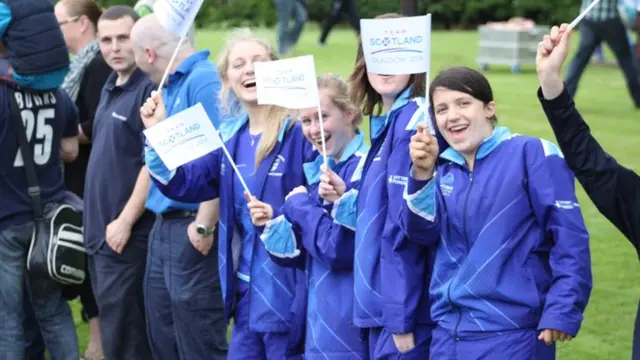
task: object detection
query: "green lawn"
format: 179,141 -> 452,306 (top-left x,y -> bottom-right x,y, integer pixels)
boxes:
71,24 -> 639,358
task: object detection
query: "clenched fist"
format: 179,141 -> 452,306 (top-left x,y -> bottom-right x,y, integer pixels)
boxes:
409,123 -> 439,181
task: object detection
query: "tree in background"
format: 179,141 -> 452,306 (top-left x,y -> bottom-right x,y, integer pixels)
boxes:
400,0 -> 417,16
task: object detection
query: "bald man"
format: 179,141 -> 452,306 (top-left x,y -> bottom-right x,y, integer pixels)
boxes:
133,0 -> 196,46
131,15 -> 228,360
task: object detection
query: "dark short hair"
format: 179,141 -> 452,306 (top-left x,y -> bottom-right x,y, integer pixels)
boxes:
99,5 -> 139,23
429,66 -> 498,123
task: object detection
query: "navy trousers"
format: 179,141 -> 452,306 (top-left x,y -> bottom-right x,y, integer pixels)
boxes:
89,238 -> 152,360
144,214 -> 228,360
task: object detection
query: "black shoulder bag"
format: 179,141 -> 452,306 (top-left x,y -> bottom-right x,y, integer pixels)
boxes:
8,86 -> 86,285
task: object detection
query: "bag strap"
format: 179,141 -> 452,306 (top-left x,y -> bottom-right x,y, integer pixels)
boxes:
8,87 -> 44,219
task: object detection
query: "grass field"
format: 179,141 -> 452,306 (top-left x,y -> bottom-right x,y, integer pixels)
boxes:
70,24 -> 639,359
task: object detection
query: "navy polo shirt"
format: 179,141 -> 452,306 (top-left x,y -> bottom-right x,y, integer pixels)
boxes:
0,84 -> 78,231
83,68 -> 156,254
145,49 -> 222,214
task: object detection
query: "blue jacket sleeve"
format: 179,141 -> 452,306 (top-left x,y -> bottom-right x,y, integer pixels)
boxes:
145,144 -> 222,202
527,139 -> 592,337
281,192 -> 356,270
402,168 -> 439,246
0,3 -> 11,38
382,128 -> 439,334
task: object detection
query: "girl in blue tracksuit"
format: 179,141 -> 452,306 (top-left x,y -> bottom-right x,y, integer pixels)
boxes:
318,12 -> 444,359
247,74 -> 370,359
142,31 -> 312,360
404,66 -> 593,359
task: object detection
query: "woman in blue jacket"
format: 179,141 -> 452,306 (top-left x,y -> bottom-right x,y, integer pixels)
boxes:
404,66 -> 593,359
247,74 -> 369,359
140,29 -> 311,360
318,13 -> 442,359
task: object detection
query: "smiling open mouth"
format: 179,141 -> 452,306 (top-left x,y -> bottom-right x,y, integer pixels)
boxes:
313,134 -> 331,147
243,81 -> 256,88
449,124 -> 468,135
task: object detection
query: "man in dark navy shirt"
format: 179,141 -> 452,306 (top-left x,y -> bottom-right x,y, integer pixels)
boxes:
0,49 -> 81,359
83,6 -> 154,360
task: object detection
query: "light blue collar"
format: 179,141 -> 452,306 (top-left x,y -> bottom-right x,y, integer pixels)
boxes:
440,126 -> 511,166
370,87 -> 414,141
303,131 -> 368,185
217,113 -> 291,143
218,113 -> 247,142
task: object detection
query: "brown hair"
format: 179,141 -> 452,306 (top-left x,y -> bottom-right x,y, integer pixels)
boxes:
430,66 -> 498,124
316,73 -> 363,128
99,5 -> 140,23
216,28 -> 292,168
61,0 -> 103,29
348,13 -> 426,117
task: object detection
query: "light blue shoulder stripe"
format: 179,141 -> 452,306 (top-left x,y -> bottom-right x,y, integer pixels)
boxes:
278,117 -> 292,142
406,97 -> 426,131
218,113 -> 247,141
405,97 -> 436,135
350,137 -> 370,183
349,151 -> 368,183
540,138 -> 564,158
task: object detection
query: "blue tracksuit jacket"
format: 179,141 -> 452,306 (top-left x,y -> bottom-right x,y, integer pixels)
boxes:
404,126 -> 593,340
260,132 -> 369,359
146,116 -> 314,333
331,88 -> 439,333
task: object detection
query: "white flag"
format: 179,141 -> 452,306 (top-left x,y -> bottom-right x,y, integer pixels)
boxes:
154,0 -> 203,37
143,103 -> 222,170
254,55 -> 319,109
360,14 -> 431,75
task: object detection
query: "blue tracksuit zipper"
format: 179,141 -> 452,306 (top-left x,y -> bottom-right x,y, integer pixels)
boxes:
451,170 -> 474,341
462,172 -> 474,252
